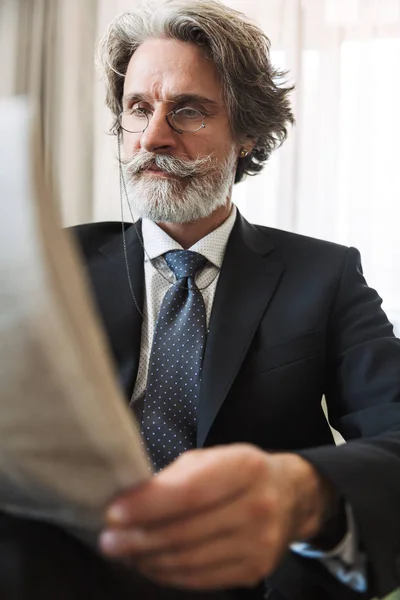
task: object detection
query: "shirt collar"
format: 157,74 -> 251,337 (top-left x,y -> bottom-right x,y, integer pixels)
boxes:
141,205 -> 237,269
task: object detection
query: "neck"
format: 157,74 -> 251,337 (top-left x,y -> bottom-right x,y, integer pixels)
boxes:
156,202 -> 232,248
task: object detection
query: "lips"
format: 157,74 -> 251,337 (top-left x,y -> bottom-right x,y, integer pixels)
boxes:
142,164 -> 175,177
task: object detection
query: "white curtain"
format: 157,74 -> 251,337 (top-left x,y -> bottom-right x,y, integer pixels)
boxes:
0,0 -> 98,225
227,0 -> 400,334
82,0 -> 400,334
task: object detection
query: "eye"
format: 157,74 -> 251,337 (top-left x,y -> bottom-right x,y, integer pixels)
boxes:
129,104 -> 152,117
175,107 -> 203,119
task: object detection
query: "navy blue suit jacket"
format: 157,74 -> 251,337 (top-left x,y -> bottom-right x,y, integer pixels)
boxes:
73,213 -> 400,600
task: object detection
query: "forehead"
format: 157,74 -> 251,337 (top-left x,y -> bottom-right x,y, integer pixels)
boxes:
123,38 -> 223,103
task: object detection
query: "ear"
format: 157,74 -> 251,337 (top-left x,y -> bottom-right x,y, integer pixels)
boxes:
238,140 -> 256,158
244,140 -> 256,153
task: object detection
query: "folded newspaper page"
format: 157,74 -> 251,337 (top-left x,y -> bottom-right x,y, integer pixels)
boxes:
0,96 -> 151,534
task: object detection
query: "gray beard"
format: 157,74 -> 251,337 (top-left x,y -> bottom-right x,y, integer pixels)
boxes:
121,151 -> 236,224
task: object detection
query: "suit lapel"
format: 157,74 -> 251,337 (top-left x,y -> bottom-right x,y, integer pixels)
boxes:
197,213 -> 284,447
97,220 -> 145,398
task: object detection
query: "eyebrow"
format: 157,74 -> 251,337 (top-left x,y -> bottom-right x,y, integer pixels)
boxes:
122,92 -> 219,108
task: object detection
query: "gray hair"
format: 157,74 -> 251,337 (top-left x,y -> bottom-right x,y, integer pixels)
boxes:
98,0 -> 295,183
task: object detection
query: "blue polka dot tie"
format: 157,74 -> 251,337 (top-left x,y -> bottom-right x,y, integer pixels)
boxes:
142,250 -> 208,471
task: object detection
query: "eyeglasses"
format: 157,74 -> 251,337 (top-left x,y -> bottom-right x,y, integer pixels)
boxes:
118,107 -> 206,135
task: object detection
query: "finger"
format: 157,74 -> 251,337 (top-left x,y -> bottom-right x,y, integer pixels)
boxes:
135,530 -> 260,574
140,554 -> 266,591
101,489 -> 263,557
107,444 -> 261,528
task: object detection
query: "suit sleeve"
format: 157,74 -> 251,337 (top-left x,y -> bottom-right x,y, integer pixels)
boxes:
298,246 -> 400,599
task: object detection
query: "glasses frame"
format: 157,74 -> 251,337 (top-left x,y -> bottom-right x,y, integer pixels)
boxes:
118,107 -> 206,135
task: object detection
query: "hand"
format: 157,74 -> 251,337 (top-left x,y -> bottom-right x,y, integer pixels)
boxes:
99,444 -> 334,591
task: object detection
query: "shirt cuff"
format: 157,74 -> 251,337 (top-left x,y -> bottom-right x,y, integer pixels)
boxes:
290,503 -> 367,592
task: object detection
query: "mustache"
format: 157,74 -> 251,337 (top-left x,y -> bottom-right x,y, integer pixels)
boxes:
121,151 -> 216,179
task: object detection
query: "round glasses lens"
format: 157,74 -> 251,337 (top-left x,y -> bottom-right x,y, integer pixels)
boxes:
120,109 -> 149,133
172,108 -> 204,132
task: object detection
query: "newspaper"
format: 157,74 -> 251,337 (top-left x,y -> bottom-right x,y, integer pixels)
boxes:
0,96 -> 151,535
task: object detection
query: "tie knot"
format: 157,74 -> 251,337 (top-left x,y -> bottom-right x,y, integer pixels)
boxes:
164,250 -> 207,280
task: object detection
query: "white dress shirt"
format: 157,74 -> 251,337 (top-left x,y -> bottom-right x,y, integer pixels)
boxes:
130,205 -> 366,592
131,205 -> 237,403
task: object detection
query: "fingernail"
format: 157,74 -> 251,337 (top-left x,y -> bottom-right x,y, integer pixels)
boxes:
99,531 -> 118,552
106,504 -> 127,524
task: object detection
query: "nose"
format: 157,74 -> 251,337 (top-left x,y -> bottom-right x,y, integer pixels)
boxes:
140,108 -> 178,154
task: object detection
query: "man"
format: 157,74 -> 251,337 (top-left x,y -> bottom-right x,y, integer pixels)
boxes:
1,1 -> 399,599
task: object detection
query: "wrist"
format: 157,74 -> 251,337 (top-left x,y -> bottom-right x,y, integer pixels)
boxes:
276,454 -> 338,542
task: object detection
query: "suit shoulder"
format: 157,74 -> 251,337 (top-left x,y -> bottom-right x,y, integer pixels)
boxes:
251,224 -> 361,276
67,221 -> 124,259
255,224 -> 350,257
